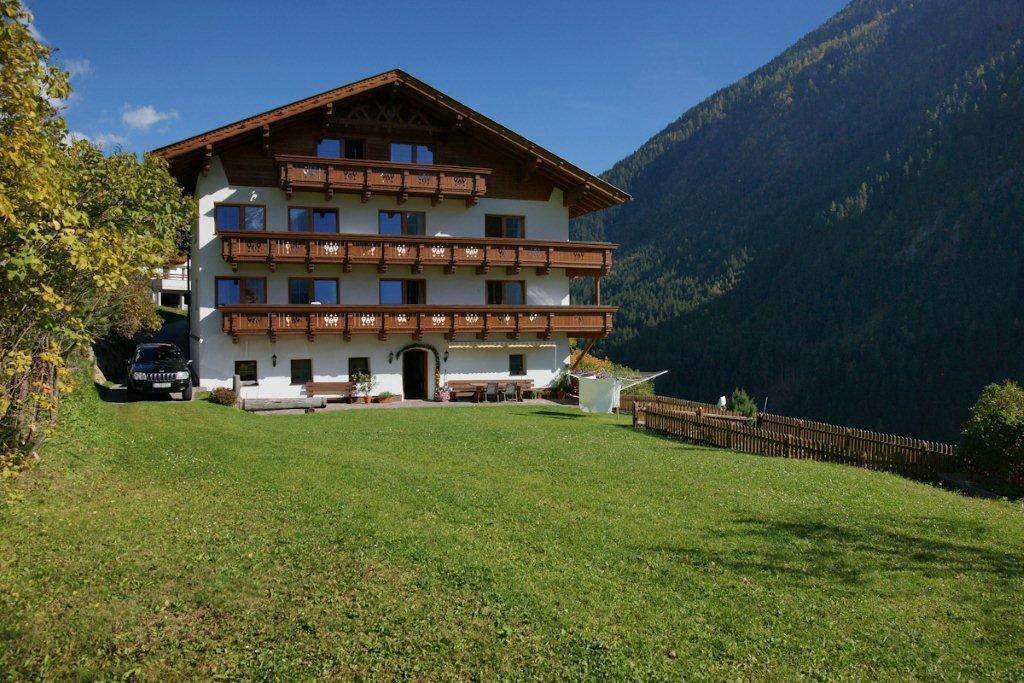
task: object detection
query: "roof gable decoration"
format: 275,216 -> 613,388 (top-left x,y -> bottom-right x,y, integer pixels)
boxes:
151,69 -> 629,217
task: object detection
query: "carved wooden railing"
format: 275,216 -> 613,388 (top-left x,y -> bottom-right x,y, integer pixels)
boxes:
218,231 -> 614,276
219,304 -> 616,342
275,154 -> 490,205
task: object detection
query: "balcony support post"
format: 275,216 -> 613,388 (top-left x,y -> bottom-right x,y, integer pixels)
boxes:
446,245 -> 457,274
413,243 -> 423,274
476,244 -> 490,275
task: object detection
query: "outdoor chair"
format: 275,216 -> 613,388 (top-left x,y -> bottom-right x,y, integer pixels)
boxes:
504,383 -> 518,402
484,382 -> 501,402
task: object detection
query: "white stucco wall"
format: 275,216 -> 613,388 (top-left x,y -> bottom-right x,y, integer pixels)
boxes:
191,156 -> 575,397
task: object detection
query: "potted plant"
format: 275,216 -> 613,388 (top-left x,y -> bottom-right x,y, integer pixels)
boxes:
352,371 -> 377,404
376,391 -> 402,404
435,384 -> 451,402
552,370 -> 570,400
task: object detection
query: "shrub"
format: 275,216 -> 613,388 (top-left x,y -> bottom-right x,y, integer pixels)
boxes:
728,388 -> 758,418
960,381 -> 1024,476
210,388 -> 237,407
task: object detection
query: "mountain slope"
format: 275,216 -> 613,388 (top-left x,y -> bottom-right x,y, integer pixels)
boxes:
573,0 -> 1024,440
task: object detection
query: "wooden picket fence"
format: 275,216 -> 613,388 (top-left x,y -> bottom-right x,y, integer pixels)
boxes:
626,396 -> 963,480
618,394 -> 745,418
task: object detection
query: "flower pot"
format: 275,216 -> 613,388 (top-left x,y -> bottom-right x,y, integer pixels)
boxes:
557,390 -> 566,400
362,395 -> 371,404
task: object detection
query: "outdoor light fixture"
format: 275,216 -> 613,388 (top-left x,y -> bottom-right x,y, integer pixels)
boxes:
443,350 -> 449,362
388,352 -> 394,364
271,353 -> 277,367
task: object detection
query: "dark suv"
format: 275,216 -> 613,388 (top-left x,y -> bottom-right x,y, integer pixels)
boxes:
126,343 -> 193,401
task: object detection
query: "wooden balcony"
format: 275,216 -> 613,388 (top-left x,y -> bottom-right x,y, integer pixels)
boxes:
276,154 -> 490,205
219,231 -> 615,277
219,304 -> 616,342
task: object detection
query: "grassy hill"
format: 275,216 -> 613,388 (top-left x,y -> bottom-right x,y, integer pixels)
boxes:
573,0 -> 1024,441
1,385 -> 1022,678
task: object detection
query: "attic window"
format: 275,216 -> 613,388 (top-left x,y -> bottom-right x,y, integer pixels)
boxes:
390,142 -> 433,165
316,137 -> 364,159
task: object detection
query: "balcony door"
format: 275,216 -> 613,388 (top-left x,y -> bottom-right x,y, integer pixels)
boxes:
402,349 -> 428,400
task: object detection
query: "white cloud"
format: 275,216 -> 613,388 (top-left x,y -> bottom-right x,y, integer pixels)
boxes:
63,130 -> 89,145
22,3 -> 46,43
92,132 -> 128,151
48,91 -> 81,111
63,58 -> 93,78
122,104 -> 178,130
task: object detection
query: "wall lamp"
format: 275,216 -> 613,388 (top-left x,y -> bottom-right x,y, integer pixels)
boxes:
443,350 -> 449,363
271,353 -> 277,367
388,352 -> 394,364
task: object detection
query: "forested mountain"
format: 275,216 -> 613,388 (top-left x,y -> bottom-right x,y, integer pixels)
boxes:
573,0 -> 1024,441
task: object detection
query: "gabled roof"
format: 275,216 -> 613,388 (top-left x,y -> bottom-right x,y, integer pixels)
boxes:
150,69 -> 629,217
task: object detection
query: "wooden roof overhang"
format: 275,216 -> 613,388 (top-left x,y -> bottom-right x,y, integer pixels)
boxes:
149,69 -> 630,218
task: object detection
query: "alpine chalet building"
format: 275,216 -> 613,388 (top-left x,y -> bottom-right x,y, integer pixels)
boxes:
152,70 -> 628,400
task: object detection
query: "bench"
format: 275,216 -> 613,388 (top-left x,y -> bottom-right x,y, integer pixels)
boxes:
304,381 -> 356,402
447,379 -> 535,403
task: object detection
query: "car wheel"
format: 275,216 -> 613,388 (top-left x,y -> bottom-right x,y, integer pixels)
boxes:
181,384 -> 193,401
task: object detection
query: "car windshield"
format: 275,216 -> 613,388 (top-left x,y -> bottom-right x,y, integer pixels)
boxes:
136,346 -> 181,363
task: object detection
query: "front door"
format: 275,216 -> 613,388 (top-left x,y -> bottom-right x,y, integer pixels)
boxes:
402,350 -> 427,400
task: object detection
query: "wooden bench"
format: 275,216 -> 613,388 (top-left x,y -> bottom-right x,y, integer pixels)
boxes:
447,379 -> 535,403
304,381 -> 356,403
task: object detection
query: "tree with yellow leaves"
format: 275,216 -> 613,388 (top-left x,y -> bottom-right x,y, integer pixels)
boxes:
0,0 -> 194,483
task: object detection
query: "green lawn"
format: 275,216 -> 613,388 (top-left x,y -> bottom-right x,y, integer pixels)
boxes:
2,386 -> 1023,680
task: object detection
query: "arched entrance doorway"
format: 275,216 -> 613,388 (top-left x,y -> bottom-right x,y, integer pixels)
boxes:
402,349 -> 428,399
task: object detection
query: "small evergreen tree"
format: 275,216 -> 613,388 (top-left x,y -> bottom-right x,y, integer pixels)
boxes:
728,388 -> 758,418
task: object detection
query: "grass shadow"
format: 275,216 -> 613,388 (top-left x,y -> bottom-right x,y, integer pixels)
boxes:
523,410 -> 588,420
645,515 -> 1024,588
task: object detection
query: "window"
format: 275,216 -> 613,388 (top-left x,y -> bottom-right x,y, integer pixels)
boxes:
290,359 -> 312,385
509,354 -> 526,376
348,357 -> 369,378
289,278 -> 339,305
485,215 -> 525,239
486,280 -> 526,305
379,279 -> 426,305
378,210 -> 425,236
316,137 -> 364,159
234,360 -> 257,386
216,277 -> 266,306
288,207 -> 339,233
135,345 -> 182,363
214,204 -> 266,232
390,142 -> 434,164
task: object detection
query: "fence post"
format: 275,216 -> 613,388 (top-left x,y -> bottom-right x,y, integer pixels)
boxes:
920,440 -> 930,477
727,422 -> 734,449
786,434 -> 794,458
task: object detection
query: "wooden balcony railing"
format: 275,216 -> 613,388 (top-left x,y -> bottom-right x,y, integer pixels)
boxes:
219,231 -> 614,276
276,154 -> 490,205
219,304 -> 616,342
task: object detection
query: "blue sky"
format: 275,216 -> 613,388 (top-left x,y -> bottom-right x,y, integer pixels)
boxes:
31,0 -> 847,174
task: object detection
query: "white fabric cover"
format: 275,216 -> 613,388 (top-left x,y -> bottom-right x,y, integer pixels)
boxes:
578,376 -> 621,414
